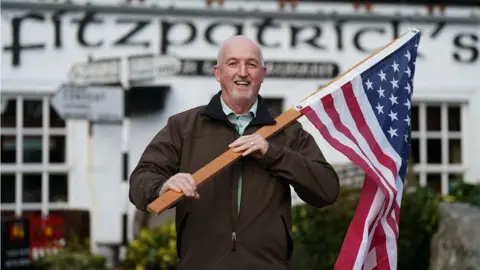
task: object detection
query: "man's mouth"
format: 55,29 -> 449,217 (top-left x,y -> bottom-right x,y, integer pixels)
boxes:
234,81 -> 250,87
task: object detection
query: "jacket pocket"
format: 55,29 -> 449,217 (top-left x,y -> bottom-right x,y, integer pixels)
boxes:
176,211 -> 190,261
280,213 -> 294,265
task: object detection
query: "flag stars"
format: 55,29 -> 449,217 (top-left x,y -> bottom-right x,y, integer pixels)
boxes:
405,66 -> 411,78
388,127 -> 398,138
389,94 -> 398,105
378,70 -> 387,81
404,82 -> 411,94
404,133 -> 409,143
390,77 -> 399,89
388,110 -> 398,121
404,99 -> 411,110
404,50 -> 411,61
377,86 -> 385,98
391,61 -> 400,72
365,79 -> 373,90
375,103 -> 384,115
404,115 -> 411,126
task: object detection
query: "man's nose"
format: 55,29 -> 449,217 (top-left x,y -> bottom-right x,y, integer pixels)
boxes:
238,63 -> 248,76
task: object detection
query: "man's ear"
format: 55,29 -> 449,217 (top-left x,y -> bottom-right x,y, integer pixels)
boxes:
261,66 -> 267,82
213,64 -> 221,82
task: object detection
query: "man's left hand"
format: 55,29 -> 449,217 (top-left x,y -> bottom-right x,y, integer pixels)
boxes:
229,134 -> 269,159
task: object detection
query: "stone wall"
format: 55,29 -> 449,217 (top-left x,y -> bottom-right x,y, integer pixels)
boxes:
429,202 -> 480,270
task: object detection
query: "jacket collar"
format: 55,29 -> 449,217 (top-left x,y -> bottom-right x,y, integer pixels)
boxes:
201,90 -> 276,126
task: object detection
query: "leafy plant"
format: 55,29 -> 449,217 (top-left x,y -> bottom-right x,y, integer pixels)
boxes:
291,186 -> 442,270
448,181 -> 480,207
122,218 -> 178,270
34,233 -> 106,270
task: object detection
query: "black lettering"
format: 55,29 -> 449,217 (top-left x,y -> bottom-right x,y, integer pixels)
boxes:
354,27 -> 386,53
205,21 -> 243,46
52,10 -> 66,48
431,22 -> 445,39
453,33 -> 478,63
71,12 -> 104,47
254,18 -> 281,48
333,20 -> 346,51
160,20 -> 196,54
290,24 -> 326,50
3,12 -> 45,67
390,20 -> 400,39
114,19 -> 151,47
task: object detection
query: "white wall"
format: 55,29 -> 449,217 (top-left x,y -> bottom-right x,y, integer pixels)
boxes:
2,3 -> 479,246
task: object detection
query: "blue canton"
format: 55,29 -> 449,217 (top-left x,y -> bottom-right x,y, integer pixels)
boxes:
360,32 -> 420,183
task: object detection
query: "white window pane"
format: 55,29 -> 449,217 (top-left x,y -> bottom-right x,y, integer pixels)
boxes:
49,174 -> 68,203
1,99 -> 16,128
49,136 -> 66,163
448,106 -> 461,131
23,135 -> 43,164
411,105 -> 419,131
23,100 -> 43,128
1,173 -> 16,203
426,138 -> 442,164
410,138 -> 420,164
22,173 -> 42,203
426,106 -> 441,131
427,173 -> 442,193
49,104 -> 65,128
448,139 -> 462,164
1,135 -> 16,163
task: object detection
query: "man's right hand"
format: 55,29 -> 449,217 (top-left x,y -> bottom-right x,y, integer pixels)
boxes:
159,173 -> 200,199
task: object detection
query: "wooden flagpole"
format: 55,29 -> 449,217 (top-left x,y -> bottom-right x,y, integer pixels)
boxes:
146,31 -> 410,215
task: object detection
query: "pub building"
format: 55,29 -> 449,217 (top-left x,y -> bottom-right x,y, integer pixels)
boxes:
1,0 -> 478,267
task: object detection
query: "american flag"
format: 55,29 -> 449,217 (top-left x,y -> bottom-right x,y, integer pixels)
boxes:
295,29 -> 421,269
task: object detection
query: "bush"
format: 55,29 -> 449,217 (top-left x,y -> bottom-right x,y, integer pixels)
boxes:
448,181 -> 480,207
291,186 -> 441,270
34,234 -> 107,270
120,218 -> 178,270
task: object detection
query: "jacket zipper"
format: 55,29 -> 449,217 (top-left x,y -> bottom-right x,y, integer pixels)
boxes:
229,122 -> 240,270
231,232 -> 237,251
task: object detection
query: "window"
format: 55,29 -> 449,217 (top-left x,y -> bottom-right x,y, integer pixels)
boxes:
1,96 -> 69,217
263,98 -> 284,114
410,102 -> 465,195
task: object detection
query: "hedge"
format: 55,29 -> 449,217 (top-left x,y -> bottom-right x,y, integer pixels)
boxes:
35,182 -> 479,270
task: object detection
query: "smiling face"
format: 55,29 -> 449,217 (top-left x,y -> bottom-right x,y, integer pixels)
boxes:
213,36 -> 267,105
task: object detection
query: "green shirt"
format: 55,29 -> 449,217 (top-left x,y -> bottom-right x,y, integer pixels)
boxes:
220,96 -> 258,213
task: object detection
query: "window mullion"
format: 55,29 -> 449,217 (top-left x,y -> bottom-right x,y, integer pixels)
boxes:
441,103 -> 449,195
461,104 -> 467,181
42,97 -> 50,217
15,97 -> 23,217
419,103 -> 427,187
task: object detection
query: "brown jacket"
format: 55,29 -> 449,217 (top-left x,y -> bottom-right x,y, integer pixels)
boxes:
129,92 -> 340,270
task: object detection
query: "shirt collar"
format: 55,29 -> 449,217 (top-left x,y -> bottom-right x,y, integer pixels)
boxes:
220,94 -> 258,117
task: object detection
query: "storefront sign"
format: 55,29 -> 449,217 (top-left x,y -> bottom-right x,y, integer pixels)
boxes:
1,218 -> 31,270
2,10 -> 478,69
51,84 -> 124,122
177,58 -> 340,78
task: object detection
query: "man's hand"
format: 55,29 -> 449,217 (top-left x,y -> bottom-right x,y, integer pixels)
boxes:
229,134 -> 269,158
159,173 -> 200,199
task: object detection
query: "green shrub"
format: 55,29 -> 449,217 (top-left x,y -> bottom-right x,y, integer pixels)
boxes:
34,234 -> 106,270
291,186 -> 441,270
121,218 -> 178,270
448,181 -> 480,207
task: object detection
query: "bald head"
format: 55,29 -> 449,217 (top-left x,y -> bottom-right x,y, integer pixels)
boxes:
217,35 -> 264,67
212,34 -> 267,112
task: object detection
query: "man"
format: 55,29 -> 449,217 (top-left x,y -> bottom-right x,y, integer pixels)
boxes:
129,35 -> 340,270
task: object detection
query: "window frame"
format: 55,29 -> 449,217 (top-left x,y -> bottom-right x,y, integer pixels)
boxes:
411,101 -> 467,195
1,94 -> 69,217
